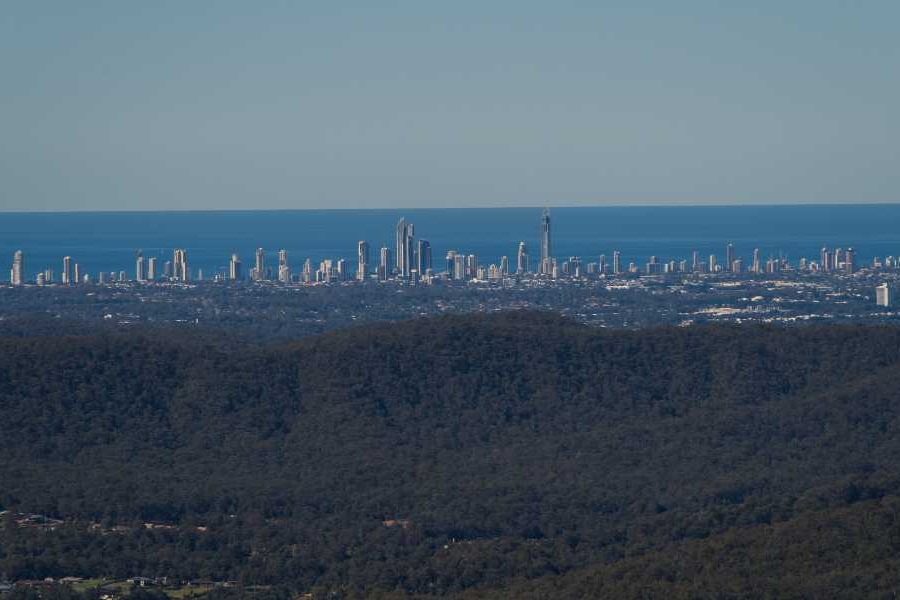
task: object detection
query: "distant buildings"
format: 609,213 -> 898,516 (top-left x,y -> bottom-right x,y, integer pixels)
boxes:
136,250 -> 146,282
173,248 -> 188,281
378,247 -> 391,281
10,250 -> 23,285
2,210 -> 880,287
395,218 -> 415,279
62,256 -> 73,285
278,249 -> 290,283
540,208 -> 552,274
876,283 -> 892,307
357,241 -> 370,281
417,239 -> 431,277
229,254 -> 242,281
253,248 -> 265,281
517,242 -> 528,275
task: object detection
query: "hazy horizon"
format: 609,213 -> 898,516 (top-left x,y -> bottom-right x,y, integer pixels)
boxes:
2,199 -> 900,215
3,2 -> 898,211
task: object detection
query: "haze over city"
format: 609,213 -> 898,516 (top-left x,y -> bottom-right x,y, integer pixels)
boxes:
2,1 -> 899,212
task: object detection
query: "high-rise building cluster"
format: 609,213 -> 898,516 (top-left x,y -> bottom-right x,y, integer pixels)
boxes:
2,210 -> 881,291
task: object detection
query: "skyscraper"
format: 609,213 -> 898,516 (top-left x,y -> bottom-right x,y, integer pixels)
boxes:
499,255 -> 509,276
517,242 -> 528,274
540,208 -> 552,273
613,250 -> 621,275
417,239 -> 432,275
465,254 -> 478,280
74,263 -> 82,284
135,250 -> 145,281
357,241 -> 370,281
453,254 -> 466,280
173,248 -> 188,281
62,256 -> 73,285
229,253 -> 242,281
445,250 -> 457,276
147,257 -> 157,280
395,218 -> 415,278
726,242 -> 734,273
876,283 -> 892,307
846,247 -> 856,273
10,250 -> 23,285
379,247 -> 391,281
278,249 -> 290,283
254,248 -> 265,281
751,248 -> 760,274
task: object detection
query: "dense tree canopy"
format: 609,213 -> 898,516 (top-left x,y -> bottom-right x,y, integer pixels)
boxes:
2,313 -> 900,597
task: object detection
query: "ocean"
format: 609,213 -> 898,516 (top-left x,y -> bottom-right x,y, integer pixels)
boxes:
1,205 -> 899,279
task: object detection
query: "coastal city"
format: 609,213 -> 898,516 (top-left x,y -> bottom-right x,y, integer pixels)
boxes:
3,209 -> 896,287
1,210 -> 897,337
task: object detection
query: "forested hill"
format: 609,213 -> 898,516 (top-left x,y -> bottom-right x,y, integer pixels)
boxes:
3,314 -> 900,598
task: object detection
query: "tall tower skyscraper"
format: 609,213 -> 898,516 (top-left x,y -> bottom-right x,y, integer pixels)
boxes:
726,242 -> 735,273
378,246 -> 391,281
517,241 -> 528,274
74,262 -> 82,284
277,249 -> 290,283
147,257 -> 157,280
62,256 -> 73,285
445,250 -> 457,276
229,253 -> 242,281
751,248 -> 760,274
395,218 -> 415,278
254,248 -> 265,281
846,247 -> 856,273
613,250 -> 621,275
135,250 -> 145,282
10,250 -> 24,285
540,208 -> 552,273
173,248 -> 188,281
357,241 -> 370,281
417,239 -> 432,275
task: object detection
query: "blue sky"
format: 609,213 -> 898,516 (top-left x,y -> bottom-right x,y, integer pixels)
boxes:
2,1 -> 898,211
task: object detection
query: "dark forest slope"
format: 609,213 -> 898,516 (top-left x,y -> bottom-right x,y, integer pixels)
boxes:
2,313 -> 900,597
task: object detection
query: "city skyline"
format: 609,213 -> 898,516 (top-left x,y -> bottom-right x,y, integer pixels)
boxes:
1,209 -> 882,286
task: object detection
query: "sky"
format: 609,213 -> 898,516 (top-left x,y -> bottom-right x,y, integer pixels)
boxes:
1,1 -> 898,211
